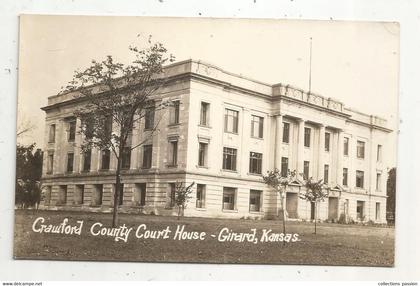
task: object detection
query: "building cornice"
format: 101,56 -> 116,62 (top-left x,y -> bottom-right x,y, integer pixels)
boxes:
41,60 -> 392,132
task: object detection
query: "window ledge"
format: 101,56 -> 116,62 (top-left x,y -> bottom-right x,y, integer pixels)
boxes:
198,124 -> 211,129
195,207 -> 207,211
222,209 -> 238,213
196,165 -> 209,169
221,169 -> 238,173
167,164 -> 178,168
250,136 -> 263,140
249,211 -> 264,215
168,123 -> 181,127
224,131 -> 239,135
247,172 -> 262,177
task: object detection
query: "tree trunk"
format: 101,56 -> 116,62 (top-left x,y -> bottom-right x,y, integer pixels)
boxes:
112,155 -> 122,228
280,191 -> 287,246
314,201 -> 317,234
177,206 -> 181,220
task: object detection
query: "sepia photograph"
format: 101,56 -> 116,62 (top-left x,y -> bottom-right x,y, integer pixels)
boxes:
14,15 -> 399,266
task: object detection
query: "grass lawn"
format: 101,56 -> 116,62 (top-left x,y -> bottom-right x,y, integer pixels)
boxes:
14,209 -> 394,266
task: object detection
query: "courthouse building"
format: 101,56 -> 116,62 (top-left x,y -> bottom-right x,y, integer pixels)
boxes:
40,60 -> 391,223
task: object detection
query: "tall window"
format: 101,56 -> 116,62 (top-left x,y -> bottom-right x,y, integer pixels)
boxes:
200,102 -> 210,126
66,152 -> 74,173
325,132 -> 331,152
357,141 -> 365,159
92,184 -> 103,206
282,122 -> 290,143
58,185 -> 67,205
48,124 -> 56,143
249,190 -> 262,212
356,200 -> 365,220
68,119 -> 76,142
168,183 -> 176,208
142,144 -> 153,169
324,164 -> 329,184
169,140 -> 178,166
251,115 -> 264,138
75,185 -> 84,205
101,149 -> 110,170
117,184 -> 124,206
224,109 -> 239,133
303,161 -> 310,180
196,184 -> 206,208
304,127 -> 311,147
376,202 -> 381,220
47,152 -> 54,174
356,170 -> 364,188
343,168 -> 348,186
144,107 -> 155,130
169,100 -> 180,125
223,147 -> 237,171
135,183 -> 147,206
198,142 -> 208,167
83,149 -> 91,172
222,187 -> 236,210
249,152 -> 262,174
377,144 -> 382,162
343,137 -> 349,156
281,157 -> 288,177
376,173 -> 382,191
121,147 -> 131,169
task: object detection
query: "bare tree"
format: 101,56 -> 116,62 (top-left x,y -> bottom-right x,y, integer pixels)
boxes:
174,181 -> 195,220
263,169 -> 298,244
64,37 -> 175,227
299,177 -> 329,234
16,117 -> 36,138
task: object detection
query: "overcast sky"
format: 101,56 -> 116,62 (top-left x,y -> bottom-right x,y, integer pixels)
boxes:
17,15 -> 399,165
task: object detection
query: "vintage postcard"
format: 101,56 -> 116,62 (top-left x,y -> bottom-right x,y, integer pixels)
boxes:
14,15 -> 399,266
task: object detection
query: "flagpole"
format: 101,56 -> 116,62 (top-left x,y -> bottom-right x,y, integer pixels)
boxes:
308,37 -> 313,94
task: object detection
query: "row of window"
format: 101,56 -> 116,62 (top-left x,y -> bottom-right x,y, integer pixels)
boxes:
285,123 -> 382,161
283,157 -> 382,190
47,184 -> 144,207
47,105 -> 383,177
47,101 -> 181,144
45,183 -> 382,220
45,183 -> 263,213
48,144 -> 381,191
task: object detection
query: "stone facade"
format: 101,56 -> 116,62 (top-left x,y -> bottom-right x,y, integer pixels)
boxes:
40,60 -> 392,223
